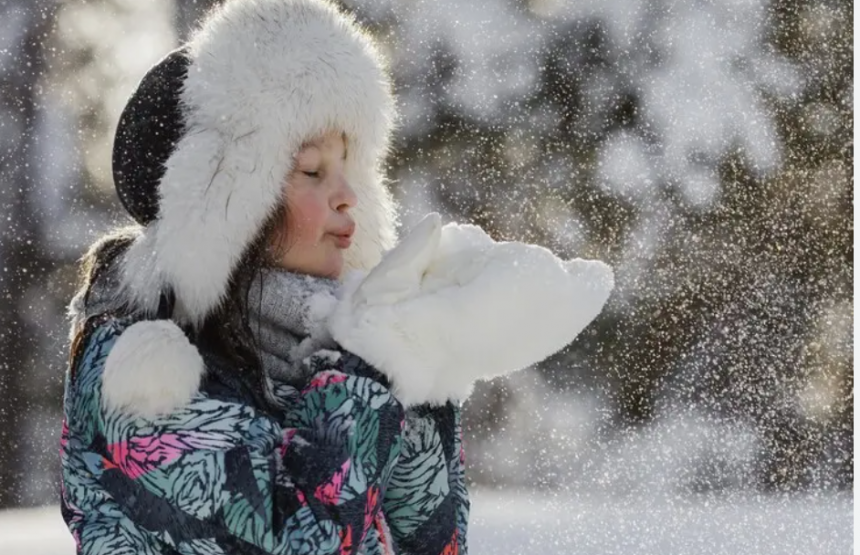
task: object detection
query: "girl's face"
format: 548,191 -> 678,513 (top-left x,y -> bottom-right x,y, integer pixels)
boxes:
269,130 -> 357,278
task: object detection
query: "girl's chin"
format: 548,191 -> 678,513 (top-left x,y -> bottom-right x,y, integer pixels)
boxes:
311,253 -> 343,279
272,252 -> 342,279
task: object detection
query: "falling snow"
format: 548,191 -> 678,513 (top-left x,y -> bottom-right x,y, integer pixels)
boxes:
0,0 -> 852,553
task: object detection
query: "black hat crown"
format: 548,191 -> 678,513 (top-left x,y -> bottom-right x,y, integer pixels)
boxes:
112,48 -> 190,225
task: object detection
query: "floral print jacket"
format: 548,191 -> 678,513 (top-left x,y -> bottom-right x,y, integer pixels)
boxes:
60,316 -> 469,555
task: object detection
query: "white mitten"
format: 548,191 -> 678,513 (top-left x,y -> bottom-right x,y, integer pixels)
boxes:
328,213 -> 615,407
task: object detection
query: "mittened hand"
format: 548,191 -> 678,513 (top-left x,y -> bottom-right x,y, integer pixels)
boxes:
328,212 -> 615,408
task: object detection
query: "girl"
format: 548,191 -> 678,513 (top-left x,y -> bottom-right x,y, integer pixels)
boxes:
60,1 -> 614,554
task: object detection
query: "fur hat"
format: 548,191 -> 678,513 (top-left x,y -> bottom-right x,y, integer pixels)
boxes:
99,0 -> 400,417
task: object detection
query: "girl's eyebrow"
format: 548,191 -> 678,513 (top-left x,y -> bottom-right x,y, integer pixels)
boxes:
298,134 -> 347,160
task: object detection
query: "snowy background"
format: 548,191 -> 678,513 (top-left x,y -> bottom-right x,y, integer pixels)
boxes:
0,490 -> 853,554
0,0 -> 852,552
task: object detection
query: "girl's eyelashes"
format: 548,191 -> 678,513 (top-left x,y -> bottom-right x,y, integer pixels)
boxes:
302,170 -> 320,178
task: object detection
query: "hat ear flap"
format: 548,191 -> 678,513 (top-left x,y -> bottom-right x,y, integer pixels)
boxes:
101,319 -> 204,419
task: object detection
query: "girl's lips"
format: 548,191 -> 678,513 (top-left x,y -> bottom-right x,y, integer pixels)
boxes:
331,234 -> 352,248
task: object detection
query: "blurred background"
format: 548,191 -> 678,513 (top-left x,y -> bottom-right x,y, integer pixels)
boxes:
0,0 -> 853,552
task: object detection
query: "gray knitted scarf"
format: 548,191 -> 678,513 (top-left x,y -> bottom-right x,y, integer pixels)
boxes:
246,269 -> 341,384
70,255 -> 342,386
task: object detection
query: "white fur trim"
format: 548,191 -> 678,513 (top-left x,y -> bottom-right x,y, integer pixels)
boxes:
120,0 -> 399,326
102,320 -> 205,418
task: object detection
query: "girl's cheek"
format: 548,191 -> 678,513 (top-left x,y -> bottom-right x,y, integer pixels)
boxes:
286,180 -> 331,239
307,192 -> 331,234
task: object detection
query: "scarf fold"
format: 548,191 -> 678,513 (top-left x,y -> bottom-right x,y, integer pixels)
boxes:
246,269 -> 342,384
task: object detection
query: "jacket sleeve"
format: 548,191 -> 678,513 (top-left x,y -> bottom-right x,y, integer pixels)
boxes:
62,318 -> 405,555
382,401 -> 470,554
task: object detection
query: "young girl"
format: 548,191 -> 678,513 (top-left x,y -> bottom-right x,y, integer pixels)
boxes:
60,1 -> 614,554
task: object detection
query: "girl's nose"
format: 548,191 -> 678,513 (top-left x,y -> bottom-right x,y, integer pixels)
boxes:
336,177 -> 358,212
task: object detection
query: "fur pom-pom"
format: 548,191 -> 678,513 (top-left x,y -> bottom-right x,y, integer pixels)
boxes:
101,320 -> 204,418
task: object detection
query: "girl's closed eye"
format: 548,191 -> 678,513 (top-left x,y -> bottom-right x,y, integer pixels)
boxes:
303,170 -> 320,178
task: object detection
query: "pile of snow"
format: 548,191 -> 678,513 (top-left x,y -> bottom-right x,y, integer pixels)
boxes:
2,490 -> 850,555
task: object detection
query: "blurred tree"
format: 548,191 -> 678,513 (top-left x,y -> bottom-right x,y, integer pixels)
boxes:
0,0 -> 217,509
0,0 -> 60,509
653,0 -> 852,491
0,0 -> 176,508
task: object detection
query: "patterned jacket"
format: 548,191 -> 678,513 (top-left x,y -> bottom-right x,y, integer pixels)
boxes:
60,315 -> 469,555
